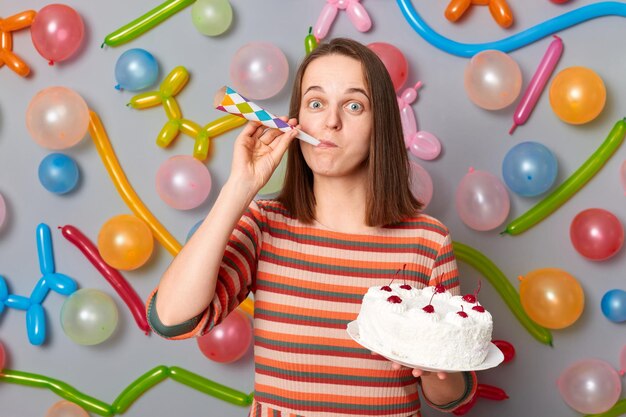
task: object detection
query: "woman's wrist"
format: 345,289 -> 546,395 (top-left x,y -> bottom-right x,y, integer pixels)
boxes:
419,371 -> 467,406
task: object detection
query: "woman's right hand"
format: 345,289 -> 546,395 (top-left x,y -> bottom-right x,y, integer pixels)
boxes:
228,118 -> 299,196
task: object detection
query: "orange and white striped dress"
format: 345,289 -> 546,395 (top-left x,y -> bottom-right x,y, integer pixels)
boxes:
147,200 -> 476,417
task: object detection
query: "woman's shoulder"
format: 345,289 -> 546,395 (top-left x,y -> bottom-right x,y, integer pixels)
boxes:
389,212 -> 450,237
252,199 -> 295,221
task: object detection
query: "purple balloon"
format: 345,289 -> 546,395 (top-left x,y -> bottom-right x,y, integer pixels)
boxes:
230,42 -> 289,100
558,359 -> 621,414
455,168 -> 510,231
156,156 -> 212,210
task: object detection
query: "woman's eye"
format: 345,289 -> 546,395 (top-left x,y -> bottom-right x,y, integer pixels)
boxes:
308,100 -> 322,109
347,102 -> 363,112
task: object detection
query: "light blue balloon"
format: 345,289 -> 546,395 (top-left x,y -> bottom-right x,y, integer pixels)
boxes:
601,289 -> 626,322
38,153 -> 80,195
115,48 -> 159,91
186,219 -> 204,243
502,142 -> 557,197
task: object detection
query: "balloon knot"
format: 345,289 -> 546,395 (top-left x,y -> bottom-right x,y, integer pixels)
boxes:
48,60 -> 54,66
517,275 -> 523,282
620,370 -> 625,376
468,167 -> 475,173
115,85 -> 122,91
509,123 -> 517,135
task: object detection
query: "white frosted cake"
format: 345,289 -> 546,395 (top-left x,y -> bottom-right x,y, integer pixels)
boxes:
355,283 -> 493,369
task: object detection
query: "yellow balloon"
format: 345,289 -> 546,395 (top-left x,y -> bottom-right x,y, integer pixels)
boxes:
549,66 -> 606,125
98,214 -> 154,270
519,268 -> 584,329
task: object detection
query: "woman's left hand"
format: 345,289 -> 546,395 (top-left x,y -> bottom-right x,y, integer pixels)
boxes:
390,361 -> 448,379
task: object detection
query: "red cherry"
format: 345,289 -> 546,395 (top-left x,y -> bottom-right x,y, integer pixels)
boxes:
400,284 -> 412,290
435,284 -> 446,293
457,311 -> 468,318
381,285 -> 392,292
472,305 -> 485,313
422,305 -> 435,313
387,295 -> 402,304
463,294 -> 477,303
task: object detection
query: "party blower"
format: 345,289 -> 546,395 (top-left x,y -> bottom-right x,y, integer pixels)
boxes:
213,86 -> 320,146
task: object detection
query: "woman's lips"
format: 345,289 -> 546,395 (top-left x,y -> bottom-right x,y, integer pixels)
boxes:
317,140 -> 338,148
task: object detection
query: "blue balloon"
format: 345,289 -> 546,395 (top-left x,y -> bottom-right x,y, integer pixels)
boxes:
115,48 -> 159,91
186,219 -> 204,243
38,153 -> 80,194
601,289 -> 626,322
502,142 -> 558,197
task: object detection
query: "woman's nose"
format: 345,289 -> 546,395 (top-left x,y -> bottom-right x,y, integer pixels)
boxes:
324,107 -> 342,130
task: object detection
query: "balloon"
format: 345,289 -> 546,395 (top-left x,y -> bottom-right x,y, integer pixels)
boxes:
502,141 -> 558,197
191,0 -> 233,36
114,48 -> 159,91
313,0 -> 372,40
168,366 -> 252,406
456,168 -> 510,231
26,87 -> 90,150
408,131 -> 441,162
503,119 -> 626,235
519,268 -> 584,329
550,66 -> 606,124
397,1 -> 626,57
551,0 -> 572,3
61,288 -> 119,345
620,160 -> 626,196
558,359 -> 621,414
0,340 -> 6,370
445,0 -> 513,28
464,50 -> 522,110
304,26 -> 318,55
186,219 -> 204,243
88,111 -> 254,316
0,192 -> 7,229
453,241 -> 552,345
367,42 -> 408,91
409,161 -> 433,209
46,400 -> 90,417
621,345 -> 626,375
197,309 -> 252,363
601,290 -> 626,323
31,4 -> 84,64
156,155 -> 212,210
102,0 -> 195,47
0,10 -> 36,77
258,152 -> 287,197
229,42 -> 289,100
510,36 -> 563,134
453,383 -> 509,415
492,340 -> 515,363
60,225 -> 151,334
98,214 -> 154,270
570,208 -> 624,261
38,153 -> 80,194
112,366 -> 169,413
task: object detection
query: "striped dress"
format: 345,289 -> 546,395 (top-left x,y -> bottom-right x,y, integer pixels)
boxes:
147,200 -> 476,417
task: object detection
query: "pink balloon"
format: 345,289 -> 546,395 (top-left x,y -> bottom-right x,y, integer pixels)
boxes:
31,4 -> 84,64
346,1 -> 372,32
620,160 -> 626,196
367,42 -> 408,91
156,155 -> 212,210
558,359 -> 621,414
409,131 -> 441,161
197,309 -> 253,363
464,50 -> 522,110
620,345 -> 626,375
570,208 -> 624,261
46,400 -> 89,417
230,42 -> 289,100
26,87 -> 90,150
455,168 -> 510,231
313,3 -> 338,40
0,192 -> 7,230
0,341 -> 6,370
409,161 -> 433,209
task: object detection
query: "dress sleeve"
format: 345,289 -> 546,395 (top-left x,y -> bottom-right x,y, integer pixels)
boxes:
146,200 -> 263,340
419,371 -> 477,413
428,231 -> 460,296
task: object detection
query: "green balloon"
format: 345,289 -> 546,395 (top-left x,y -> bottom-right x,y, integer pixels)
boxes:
60,289 -> 119,346
258,151 -> 287,197
191,0 -> 233,37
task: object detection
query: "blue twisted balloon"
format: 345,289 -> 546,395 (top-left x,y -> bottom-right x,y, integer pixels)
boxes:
396,1 -> 626,57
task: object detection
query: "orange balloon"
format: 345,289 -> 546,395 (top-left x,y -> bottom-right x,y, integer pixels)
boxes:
520,268 -> 584,329
549,66 -> 606,125
97,214 -> 154,270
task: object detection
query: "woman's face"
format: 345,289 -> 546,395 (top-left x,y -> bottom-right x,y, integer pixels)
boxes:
298,54 -> 373,179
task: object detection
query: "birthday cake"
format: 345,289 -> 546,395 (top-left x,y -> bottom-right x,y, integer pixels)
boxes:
355,283 -> 493,370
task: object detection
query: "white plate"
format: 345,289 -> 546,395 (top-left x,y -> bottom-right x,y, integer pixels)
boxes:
346,321 -> 504,372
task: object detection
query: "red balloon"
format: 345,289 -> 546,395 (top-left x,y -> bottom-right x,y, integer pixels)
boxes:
570,208 -> 624,261
31,4 -> 84,64
550,0 -> 571,3
197,309 -> 252,363
0,341 -> 6,370
367,42 -> 408,91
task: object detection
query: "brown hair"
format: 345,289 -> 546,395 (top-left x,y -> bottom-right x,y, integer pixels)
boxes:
277,38 -> 422,227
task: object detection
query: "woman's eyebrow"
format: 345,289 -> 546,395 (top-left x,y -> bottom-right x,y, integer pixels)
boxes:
345,87 -> 370,101
303,86 -> 370,101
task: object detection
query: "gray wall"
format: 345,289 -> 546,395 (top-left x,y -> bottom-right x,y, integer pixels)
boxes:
1,1 -> 625,416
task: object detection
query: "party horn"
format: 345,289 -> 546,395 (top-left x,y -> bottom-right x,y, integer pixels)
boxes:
214,86 -> 320,146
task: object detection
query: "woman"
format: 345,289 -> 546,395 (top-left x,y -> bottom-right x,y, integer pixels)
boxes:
148,38 -> 475,416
